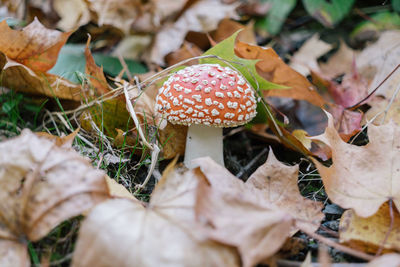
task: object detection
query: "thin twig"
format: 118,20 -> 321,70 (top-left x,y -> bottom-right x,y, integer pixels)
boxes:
297,223 -> 375,261
375,199 -> 394,256
347,64 -> 400,110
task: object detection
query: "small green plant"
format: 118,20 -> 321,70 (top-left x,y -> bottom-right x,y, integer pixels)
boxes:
0,90 -> 46,134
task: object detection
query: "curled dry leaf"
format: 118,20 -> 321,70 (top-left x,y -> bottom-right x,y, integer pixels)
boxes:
72,162 -> 240,267
339,202 -> 400,254
312,112 -> 400,218
0,130 -> 109,266
0,18 -> 81,100
79,38 -> 132,138
193,154 -> 323,267
235,41 -> 326,107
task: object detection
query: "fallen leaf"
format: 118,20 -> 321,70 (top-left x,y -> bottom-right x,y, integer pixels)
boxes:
211,19 -> 256,45
104,176 -> 135,200
289,34 -> 332,77
165,41 -> 203,67
366,253 -> 400,267
149,0 -> 238,65
79,39 -> 132,138
339,201 -> 400,254
84,36 -> 110,95
327,104 -> 363,141
193,154 -> 323,267
159,123 -> 188,159
72,162 -> 240,267
0,129 -> 109,266
235,41 -> 326,107
246,149 -> 324,234
364,96 -> 400,126
356,30 -> 400,99
319,40 -> 358,78
0,18 -> 81,100
35,128 -> 79,148
292,129 -> 312,150
0,18 -> 70,72
86,0 -> 141,34
53,0 -> 90,31
312,112 -> 400,218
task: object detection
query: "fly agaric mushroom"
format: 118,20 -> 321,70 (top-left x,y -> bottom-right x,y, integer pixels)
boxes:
155,64 -> 257,168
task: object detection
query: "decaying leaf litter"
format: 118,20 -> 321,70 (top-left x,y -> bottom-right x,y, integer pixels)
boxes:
1,0 -> 400,266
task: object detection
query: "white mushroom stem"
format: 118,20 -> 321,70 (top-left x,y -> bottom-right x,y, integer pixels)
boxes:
184,124 -> 224,168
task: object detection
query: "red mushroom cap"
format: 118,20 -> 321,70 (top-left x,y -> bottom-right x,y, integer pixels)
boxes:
155,64 -> 257,127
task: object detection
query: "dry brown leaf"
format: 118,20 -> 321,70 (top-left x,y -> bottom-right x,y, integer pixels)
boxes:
366,253 -> 400,267
0,18 -> 82,100
357,30 -> 400,99
364,96 -> 400,126
35,128 -> 79,148
235,41 -> 326,107
0,18 -> 70,72
104,176 -> 135,200
84,36 -> 110,95
159,123 -> 188,159
79,38 -> 132,137
319,40 -> 358,78
72,163 -> 240,267
53,0 -> 90,31
0,130 -> 109,266
292,129 -> 312,150
339,202 -> 400,254
312,112 -> 400,218
289,34 -> 332,77
247,150 -> 324,234
87,0 -> 141,34
149,0 -> 238,65
193,157 -> 295,267
1,0 -> 25,19
165,41 -> 203,67
211,19 -> 256,44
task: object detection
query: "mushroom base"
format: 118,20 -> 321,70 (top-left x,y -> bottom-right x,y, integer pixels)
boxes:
184,124 -> 223,168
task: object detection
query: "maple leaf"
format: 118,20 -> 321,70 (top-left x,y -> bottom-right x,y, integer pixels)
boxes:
193,152 -> 324,267
72,161 -> 240,267
0,130 -> 109,266
312,112 -> 400,218
0,18 -> 81,100
234,40 -> 325,107
339,202 -> 400,253
289,34 -> 332,77
247,150 -> 324,234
